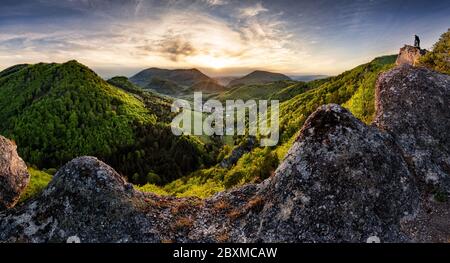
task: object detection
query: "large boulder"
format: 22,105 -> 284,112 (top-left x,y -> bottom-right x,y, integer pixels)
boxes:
0,136 -> 29,210
373,65 -> 450,242
0,156 -> 159,242
227,104 -> 419,242
374,65 -> 450,194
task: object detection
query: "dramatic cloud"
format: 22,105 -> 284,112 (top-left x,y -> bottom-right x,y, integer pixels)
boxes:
238,2 -> 268,17
202,0 -> 227,6
0,3 -> 308,76
141,34 -> 198,62
0,0 -> 449,76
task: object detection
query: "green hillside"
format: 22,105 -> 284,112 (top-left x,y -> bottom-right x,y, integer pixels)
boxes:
130,67 -> 225,96
107,76 -> 174,123
216,80 -> 298,101
0,64 -> 29,79
278,55 -> 397,143
107,76 -> 146,94
0,60 -> 153,167
18,168 -> 53,204
419,29 -> 450,75
228,70 -> 291,87
0,61 -> 216,184
268,79 -> 328,102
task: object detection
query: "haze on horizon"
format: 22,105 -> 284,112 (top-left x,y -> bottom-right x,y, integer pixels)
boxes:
0,0 -> 449,78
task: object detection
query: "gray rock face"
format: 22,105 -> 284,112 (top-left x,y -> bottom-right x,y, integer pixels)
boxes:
0,65 -> 448,243
374,65 -> 450,194
0,136 -> 29,210
192,104 -> 419,243
0,157 -> 158,242
246,105 -> 418,242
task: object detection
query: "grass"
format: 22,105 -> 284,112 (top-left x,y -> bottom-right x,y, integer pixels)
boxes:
19,168 -> 52,203
135,183 -> 169,196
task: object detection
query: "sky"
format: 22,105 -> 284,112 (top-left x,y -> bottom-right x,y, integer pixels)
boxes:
0,0 -> 449,78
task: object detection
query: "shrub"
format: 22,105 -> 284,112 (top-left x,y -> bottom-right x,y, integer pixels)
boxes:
419,29 -> 450,75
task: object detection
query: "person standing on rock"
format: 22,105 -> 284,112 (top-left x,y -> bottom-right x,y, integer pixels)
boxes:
414,35 -> 420,48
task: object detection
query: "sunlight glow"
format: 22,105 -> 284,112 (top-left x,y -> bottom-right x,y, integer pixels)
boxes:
188,55 -> 237,70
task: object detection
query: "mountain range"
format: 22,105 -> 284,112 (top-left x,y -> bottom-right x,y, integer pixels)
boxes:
128,67 -> 299,97
227,70 -> 291,87
129,67 -> 224,96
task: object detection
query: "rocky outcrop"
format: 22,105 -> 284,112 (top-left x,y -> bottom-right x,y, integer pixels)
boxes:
0,136 -> 29,210
218,104 -> 418,242
374,65 -> 450,194
374,65 -> 450,242
0,157 -> 158,242
0,64 -> 448,243
395,45 -> 427,66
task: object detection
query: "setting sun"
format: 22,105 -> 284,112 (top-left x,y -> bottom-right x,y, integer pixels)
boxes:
208,58 -> 226,69
188,55 -> 236,70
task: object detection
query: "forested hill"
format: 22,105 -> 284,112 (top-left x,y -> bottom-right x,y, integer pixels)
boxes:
0,60 -> 154,166
130,67 -> 211,87
107,76 -> 174,123
228,70 -> 291,87
0,61 -> 215,184
129,67 -> 225,96
278,55 -> 398,143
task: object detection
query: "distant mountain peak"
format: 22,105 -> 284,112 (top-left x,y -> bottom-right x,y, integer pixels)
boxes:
129,67 -> 224,96
228,70 -> 291,87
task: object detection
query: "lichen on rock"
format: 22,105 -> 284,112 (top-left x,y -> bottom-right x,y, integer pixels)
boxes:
374,64 -> 450,194
0,135 -> 30,210
395,45 -> 427,66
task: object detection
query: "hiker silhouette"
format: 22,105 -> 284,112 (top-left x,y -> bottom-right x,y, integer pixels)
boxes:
414,35 -> 420,48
